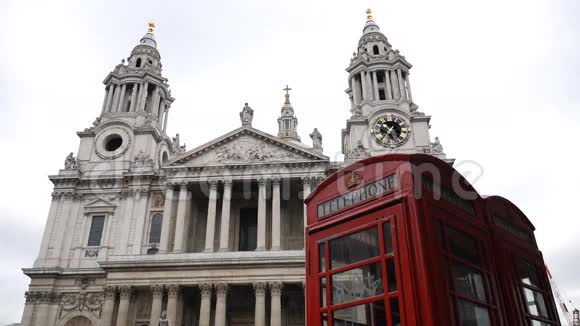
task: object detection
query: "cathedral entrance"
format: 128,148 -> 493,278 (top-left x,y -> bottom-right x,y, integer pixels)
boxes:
64,316 -> 92,326
239,208 -> 258,251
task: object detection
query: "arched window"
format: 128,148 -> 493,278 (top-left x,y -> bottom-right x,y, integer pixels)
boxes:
162,152 -> 169,163
149,214 -> 163,244
373,45 -> 379,55
136,58 -> 142,68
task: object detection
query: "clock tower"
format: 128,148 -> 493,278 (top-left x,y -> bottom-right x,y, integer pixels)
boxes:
342,10 -> 452,164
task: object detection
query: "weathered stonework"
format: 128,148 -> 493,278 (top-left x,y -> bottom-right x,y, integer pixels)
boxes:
20,12 -> 452,326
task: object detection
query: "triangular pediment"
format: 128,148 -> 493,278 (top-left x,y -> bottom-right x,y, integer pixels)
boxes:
83,198 -> 116,215
85,198 -> 116,208
165,127 -> 328,167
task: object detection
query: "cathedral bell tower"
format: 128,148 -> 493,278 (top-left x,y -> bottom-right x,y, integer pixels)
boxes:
342,10 -> 451,164
277,85 -> 301,142
76,22 -> 176,176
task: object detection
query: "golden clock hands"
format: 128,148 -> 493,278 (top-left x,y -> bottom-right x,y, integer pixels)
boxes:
385,126 -> 395,138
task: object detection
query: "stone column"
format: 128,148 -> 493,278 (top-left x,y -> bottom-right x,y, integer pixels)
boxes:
254,283 -> 267,326
390,69 -> 401,99
302,281 -> 307,324
163,105 -> 169,132
116,286 -> 132,326
372,71 -> 380,100
166,285 -> 180,325
140,81 -> 149,111
101,87 -> 110,114
135,82 -> 144,111
366,70 -> 374,101
270,282 -> 283,326
405,73 -> 413,102
199,283 -> 212,326
151,87 -> 161,118
397,69 -> 406,100
301,177 -> 312,235
256,178 -> 267,251
117,84 -> 127,112
173,182 -> 189,253
159,184 -> 175,252
385,70 -> 393,100
131,190 -> 150,254
271,177 -> 281,251
204,180 -> 218,252
129,83 -> 138,112
36,194 -> 62,264
218,180 -> 232,252
105,84 -> 115,112
214,283 -> 228,326
360,71 -> 368,100
100,286 -> 116,326
111,84 -> 121,113
149,285 -> 164,326
352,77 -> 360,105
157,98 -> 165,121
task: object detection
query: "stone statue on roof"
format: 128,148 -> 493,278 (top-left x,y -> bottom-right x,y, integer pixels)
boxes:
240,103 -> 254,127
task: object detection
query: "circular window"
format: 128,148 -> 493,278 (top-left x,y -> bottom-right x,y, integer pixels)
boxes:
104,134 -> 123,152
94,127 -> 131,160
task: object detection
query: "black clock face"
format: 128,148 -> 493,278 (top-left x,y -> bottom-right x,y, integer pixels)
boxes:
371,115 -> 410,147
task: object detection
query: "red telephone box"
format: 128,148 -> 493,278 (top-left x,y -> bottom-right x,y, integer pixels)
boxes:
304,154 -> 560,326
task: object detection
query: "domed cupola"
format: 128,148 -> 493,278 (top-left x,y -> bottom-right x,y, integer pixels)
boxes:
128,22 -> 162,71
358,9 -> 392,57
277,85 -> 301,142
99,22 -> 174,133
362,9 -> 381,34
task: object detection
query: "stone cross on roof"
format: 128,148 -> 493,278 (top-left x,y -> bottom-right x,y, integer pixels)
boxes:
283,85 -> 292,104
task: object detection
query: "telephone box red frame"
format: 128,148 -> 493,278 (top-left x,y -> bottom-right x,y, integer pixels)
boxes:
304,154 -> 560,326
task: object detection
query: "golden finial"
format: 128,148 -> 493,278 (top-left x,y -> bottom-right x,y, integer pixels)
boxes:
366,8 -> 373,21
147,21 -> 156,34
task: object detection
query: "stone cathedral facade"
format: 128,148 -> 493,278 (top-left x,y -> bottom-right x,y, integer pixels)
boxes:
20,11 -> 449,326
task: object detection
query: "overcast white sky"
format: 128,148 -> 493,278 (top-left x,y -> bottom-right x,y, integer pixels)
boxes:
1,0 -> 579,324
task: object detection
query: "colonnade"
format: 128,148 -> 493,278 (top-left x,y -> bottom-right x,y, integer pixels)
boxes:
159,176 -> 321,253
352,68 -> 412,104
101,282 -> 290,326
100,82 -> 170,132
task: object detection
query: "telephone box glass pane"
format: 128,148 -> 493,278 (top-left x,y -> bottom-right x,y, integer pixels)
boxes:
331,262 -> 383,305
387,258 -> 398,292
446,226 -> 480,265
332,300 -> 386,326
523,288 -> 548,317
451,263 -> 487,302
383,221 -> 393,254
529,319 -> 550,326
319,243 -> 326,273
390,298 -> 401,326
320,278 -> 327,308
330,227 -> 380,269
458,300 -> 491,326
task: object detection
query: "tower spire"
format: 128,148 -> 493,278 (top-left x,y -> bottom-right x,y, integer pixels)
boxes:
366,8 -> 373,21
278,85 -> 300,142
283,85 -> 292,104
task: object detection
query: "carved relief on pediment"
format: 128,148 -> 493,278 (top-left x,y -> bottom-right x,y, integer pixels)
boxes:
178,135 -> 310,166
215,141 -> 302,163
